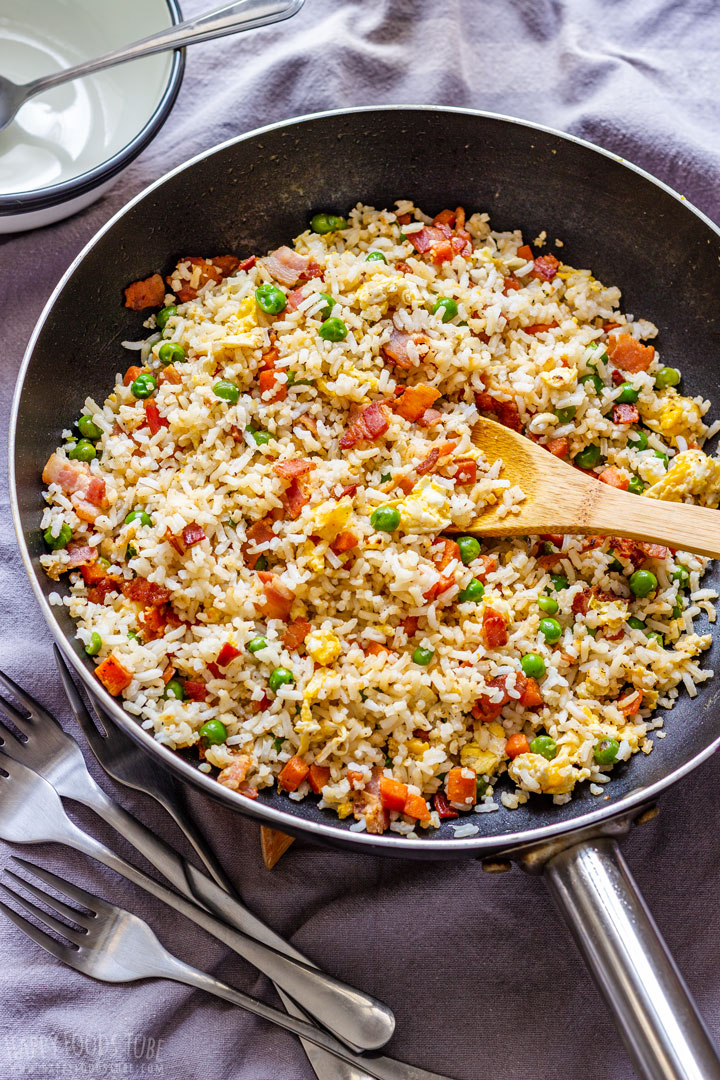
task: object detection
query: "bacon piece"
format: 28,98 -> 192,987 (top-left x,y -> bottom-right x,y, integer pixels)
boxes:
299,260 -> 323,282
166,256 -> 239,302
423,539 -> 460,601
242,518 -> 275,568
434,792 -> 459,820
473,675 -> 512,722
474,391 -> 522,432
521,677 -> 544,709
258,571 -> 294,621
294,414 -> 318,436
531,254 -> 560,281
122,578 -> 172,606
140,604 -> 173,642
86,578 -> 122,605
283,478 -> 310,519
517,244 -> 534,261
544,437 -> 570,458
182,523 -> 206,549
273,459 -> 317,480
639,542 -> 668,559
237,255 -> 257,273
80,563 -> 111,586
610,537 -> 667,567
286,286 -> 307,311
394,383 -> 441,422
523,322 -> 558,336
433,208 -> 456,227
124,273 -> 166,311
395,260 -> 412,274
217,643 -> 242,667
363,642 -> 394,658
503,276 -> 521,294
599,467 -> 629,491
217,754 -> 253,791
482,606 -> 508,648
184,680 -> 208,702
65,542 -> 95,569
263,246 -> 310,287
613,402 -> 639,425
330,530 -> 358,554
603,321 -> 622,332
337,483 -> 358,499
453,458 -> 478,485
95,655 -> 132,696
353,768 -> 387,834
416,447 -> 440,476
608,334 -> 655,373
571,584 -> 617,615
417,408 -> 443,428
382,328 -> 420,370
282,618 -> 312,650
258,368 -> 287,403
339,402 -> 391,450
144,400 -> 168,435
42,454 -> 108,522
403,615 -> 419,637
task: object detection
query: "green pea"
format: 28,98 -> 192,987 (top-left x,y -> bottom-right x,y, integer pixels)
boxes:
530,735 -> 557,760
458,578 -> 485,604
627,616 -> 646,631
580,373 -> 604,394
246,636 -> 267,654
366,251 -> 387,262
628,476 -> 645,495
158,342 -> 186,366
539,617 -> 562,644
44,523 -> 72,550
251,429 -> 273,446
412,647 -> 434,666
310,213 -> 347,234
616,382 -> 639,404
672,601 -> 683,618
594,738 -> 619,765
476,777 -> 488,799
199,719 -> 227,746
538,595 -> 559,615
255,283 -> 287,315
156,305 -> 177,332
77,415 -> 102,440
432,297 -> 458,323
672,566 -> 690,587
163,679 -> 185,701
550,573 -> 568,592
84,632 -> 102,657
555,406 -> 576,424
319,316 -> 348,342
370,506 -> 400,532
68,439 -> 96,462
254,555 -> 269,572
574,444 -> 602,470
130,373 -> 157,399
317,293 -> 336,319
521,653 -> 546,678
587,342 -> 609,362
655,366 -> 681,389
457,536 -> 481,565
213,380 -> 240,404
629,569 -> 658,597
646,631 -> 665,646
628,429 -> 649,450
125,510 -> 152,527
653,449 -> 669,468
269,667 -> 295,692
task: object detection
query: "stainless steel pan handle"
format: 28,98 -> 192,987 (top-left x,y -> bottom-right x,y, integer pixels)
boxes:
543,837 -> 720,1080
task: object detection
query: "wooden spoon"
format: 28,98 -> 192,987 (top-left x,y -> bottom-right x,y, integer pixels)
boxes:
459,417 -> 720,558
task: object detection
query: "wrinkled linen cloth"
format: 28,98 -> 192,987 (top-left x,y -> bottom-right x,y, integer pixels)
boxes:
2,1 -> 720,1077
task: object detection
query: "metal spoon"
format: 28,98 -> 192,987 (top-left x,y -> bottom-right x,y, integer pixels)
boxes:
0,0 -> 304,134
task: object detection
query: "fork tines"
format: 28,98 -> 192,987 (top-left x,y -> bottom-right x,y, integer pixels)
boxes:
0,857 -> 101,960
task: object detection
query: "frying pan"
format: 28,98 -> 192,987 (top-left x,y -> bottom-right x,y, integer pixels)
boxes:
10,106 -> 720,1080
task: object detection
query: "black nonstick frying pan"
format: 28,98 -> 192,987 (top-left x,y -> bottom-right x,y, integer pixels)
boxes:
10,106 -> 720,1080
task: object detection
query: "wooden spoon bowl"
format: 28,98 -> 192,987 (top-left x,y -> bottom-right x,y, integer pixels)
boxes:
458,418 -> 720,559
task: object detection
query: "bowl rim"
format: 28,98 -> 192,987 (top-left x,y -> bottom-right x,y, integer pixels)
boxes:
0,0 -> 185,216
10,103 -> 720,856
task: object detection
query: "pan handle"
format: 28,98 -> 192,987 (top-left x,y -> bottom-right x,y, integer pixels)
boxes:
543,837 -> 719,1080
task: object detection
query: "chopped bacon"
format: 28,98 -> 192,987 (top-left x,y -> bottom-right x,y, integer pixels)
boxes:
124,366 -> 142,386
474,391 -> 522,432
408,222 -> 469,263
337,483 -> 358,500
537,551 -> 566,568
273,459 -> 316,480
608,334 -> 655,373
295,414 -> 318,436
433,208 -> 456,227
598,467 -> 629,491
395,260 -> 412,274
258,571 -> 294,621
610,537 -> 667,567
166,256 -> 239,302
217,754 -> 253,791
639,542 -> 669,560
207,662 -> 222,679
603,321 -> 622,332
330,530 -> 358,554
544,437 -> 570,458
382,328 -> 421,370
182,523 -> 206,549
416,447 -> 440,476
184,680 -> 208,702
144,400 -> 169,436
619,690 -> 643,716
282,618 -> 312,650
531,254 -> 560,281
417,408 -> 443,428
523,322 -> 558,336
473,671 -> 541,721
122,578 -> 172,606
42,454 -> 108,522
216,643 -> 242,667
236,781 -> 259,799
286,286 -> 307,311
140,603 -> 176,642
613,402 -> 639,425
258,368 -> 287,403
339,402 -> 391,450
363,641 -> 394,657
263,246 -> 311,287
242,518 -> 275,568
124,273 -> 166,311
298,259 -> 323,282
423,539 -> 460,601
434,792 -> 459,820
237,255 -> 257,273
521,677 -> 544,709
468,555 -> 495,582
571,584 -> 617,615
251,692 -> 272,714
282,477 -> 310,519
482,606 -> 508,648
86,576 -> 122,604
95,655 -> 133,696
65,542 -> 95,569
403,615 -> 419,636
517,244 -> 534,261
396,213 -> 412,225
503,276 -> 521,294
353,769 -> 388,834
611,369 -> 626,386
394,383 -> 441,422
453,458 -> 478,485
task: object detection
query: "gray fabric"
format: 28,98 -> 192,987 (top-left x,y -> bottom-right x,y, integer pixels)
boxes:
2,0 -> 720,1076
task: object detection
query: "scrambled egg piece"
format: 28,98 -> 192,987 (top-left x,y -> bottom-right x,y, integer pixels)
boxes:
308,497 -> 353,540
296,670 -> 332,753
460,744 -> 500,774
306,629 -> 342,666
645,449 -> 720,507
640,394 -> 703,444
355,272 -> 423,318
508,751 -> 580,795
540,366 -> 577,389
585,595 -> 629,635
396,475 -> 453,533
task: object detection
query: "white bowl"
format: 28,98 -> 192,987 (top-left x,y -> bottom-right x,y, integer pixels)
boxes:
0,0 -> 184,233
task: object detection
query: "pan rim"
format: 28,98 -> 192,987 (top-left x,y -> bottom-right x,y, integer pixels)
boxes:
10,102 -> 720,855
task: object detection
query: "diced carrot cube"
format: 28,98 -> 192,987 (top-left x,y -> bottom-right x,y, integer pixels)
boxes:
95,655 -> 133,696
307,764 -> 331,794
403,792 -> 431,821
278,755 -> 310,792
447,767 -> 477,805
379,776 -> 409,813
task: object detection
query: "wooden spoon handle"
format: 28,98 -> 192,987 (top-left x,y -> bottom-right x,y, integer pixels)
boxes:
583,485 -> 720,559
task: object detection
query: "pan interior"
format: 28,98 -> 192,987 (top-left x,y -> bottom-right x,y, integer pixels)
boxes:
12,107 -> 720,852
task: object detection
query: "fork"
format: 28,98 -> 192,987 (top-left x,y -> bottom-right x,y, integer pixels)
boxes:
0,859 -> 452,1080
51,650 -> 374,1080
0,747 -> 393,1052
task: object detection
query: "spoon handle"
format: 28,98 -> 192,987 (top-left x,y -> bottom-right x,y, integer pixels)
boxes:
25,0 -> 303,96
